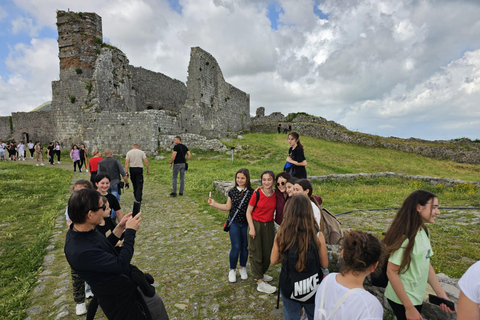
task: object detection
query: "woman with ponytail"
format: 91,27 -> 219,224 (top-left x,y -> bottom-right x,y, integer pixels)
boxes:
286,132 -> 307,179
314,230 -> 383,320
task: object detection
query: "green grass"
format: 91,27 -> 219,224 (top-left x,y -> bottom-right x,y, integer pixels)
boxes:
0,162 -> 72,320
2,133 -> 480,318
150,133 -> 480,277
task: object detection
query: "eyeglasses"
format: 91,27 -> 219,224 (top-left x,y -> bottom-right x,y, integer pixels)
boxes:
91,204 -> 106,212
277,181 -> 286,186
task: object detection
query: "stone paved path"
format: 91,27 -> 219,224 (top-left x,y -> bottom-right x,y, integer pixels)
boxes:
23,161 -> 284,320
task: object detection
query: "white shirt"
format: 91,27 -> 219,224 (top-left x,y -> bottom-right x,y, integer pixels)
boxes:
314,273 -> 383,320
458,261 -> 480,306
28,142 -> 34,149
311,201 -> 321,229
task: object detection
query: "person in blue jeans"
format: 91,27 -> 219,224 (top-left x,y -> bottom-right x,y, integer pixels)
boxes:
208,168 -> 254,282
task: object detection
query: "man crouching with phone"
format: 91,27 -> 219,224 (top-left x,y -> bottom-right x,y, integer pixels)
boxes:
64,189 -> 169,320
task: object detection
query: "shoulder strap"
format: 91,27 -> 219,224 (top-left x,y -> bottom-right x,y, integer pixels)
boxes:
252,190 -> 261,211
317,278 -> 363,320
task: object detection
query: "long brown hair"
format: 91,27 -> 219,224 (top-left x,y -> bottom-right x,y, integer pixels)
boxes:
295,179 -> 324,231
289,132 -> 304,150
275,194 -> 321,272
383,190 -> 436,273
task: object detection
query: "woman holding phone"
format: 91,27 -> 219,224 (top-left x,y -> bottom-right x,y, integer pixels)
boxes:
208,168 -> 254,282
383,190 -> 455,320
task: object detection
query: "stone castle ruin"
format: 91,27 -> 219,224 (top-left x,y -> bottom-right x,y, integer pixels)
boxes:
0,10 -> 250,154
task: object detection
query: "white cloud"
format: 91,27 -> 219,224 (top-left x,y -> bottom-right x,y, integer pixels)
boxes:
2,0 -> 480,140
0,5 -> 7,22
0,38 -> 58,115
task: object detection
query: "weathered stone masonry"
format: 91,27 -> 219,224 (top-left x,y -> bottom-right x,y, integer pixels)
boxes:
1,10 -> 250,155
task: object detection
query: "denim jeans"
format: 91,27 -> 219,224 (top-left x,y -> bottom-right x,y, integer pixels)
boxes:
229,221 -> 248,269
281,291 -> 315,320
172,163 -> 185,194
108,184 -> 120,220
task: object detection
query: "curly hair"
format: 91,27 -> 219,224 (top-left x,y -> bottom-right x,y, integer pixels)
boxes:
341,230 -> 382,275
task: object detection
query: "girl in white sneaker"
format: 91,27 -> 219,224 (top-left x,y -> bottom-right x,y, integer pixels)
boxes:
208,168 -> 254,282
246,171 -> 277,294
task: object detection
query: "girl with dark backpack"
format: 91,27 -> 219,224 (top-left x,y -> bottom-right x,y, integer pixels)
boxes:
271,194 -> 328,320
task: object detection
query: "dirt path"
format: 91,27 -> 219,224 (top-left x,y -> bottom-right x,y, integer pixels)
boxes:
23,160 -> 284,320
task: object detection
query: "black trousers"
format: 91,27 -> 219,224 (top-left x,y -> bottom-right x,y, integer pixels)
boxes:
387,299 -> 423,320
130,167 -> 144,202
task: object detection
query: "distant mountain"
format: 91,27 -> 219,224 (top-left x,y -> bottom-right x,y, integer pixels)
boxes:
31,101 -> 51,112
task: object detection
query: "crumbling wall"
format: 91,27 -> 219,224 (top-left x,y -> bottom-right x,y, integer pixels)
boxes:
129,66 -> 187,112
181,47 -> 250,138
80,110 -> 181,155
0,116 -> 12,140
11,111 -> 54,143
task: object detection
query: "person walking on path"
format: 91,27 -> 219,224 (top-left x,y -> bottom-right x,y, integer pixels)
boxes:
246,170 -> 277,294
34,141 -> 44,166
55,141 -> 62,163
16,141 -> 25,161
80,144 -> 88,172
98,148 -> 129,203
27,140 -> 34,159
383,190 -> 455,320
125,144 -> 150,203
169,136 -> 191,197
285,132 -> 307,179
208,168 -> 254,283
0,140 -> 6,160
47,142 -> 55,165
70,145 -> 81,172
64,189 -> 169,320
88,149 -> 103,187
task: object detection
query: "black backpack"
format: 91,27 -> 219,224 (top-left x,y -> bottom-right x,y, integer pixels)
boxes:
279,241 -> 323,304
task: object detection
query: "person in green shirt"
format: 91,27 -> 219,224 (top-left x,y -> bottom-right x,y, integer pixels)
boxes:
383,190 -> 455,320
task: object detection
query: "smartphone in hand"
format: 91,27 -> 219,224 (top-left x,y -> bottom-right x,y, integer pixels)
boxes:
428,294 -> 455,311
209,191 -> 211,198
132,201 -> 141,217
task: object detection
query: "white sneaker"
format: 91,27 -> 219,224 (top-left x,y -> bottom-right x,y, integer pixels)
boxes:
76,302 -> 87,315
36,164 -> 39,166
239,267 -> 248,280
257,281 -> 276,294
228,269 -> 236,283
263,274 -> 273,282
40,163 -> 44,166
86,169 -> 88,173
57,161 -> 60,164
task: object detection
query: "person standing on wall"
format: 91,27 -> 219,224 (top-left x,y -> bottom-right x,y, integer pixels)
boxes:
125,144 -> 150,203
169,136 -> 191,197
98,149 -> 129,203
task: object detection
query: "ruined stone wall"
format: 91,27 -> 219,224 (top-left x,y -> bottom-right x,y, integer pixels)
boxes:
181,47 -> 250,138
251,110 -> 480,164
0,116 -> 12,140
129,66 -> 187,112
11,111 -> 55,143
80,110 -> 181,155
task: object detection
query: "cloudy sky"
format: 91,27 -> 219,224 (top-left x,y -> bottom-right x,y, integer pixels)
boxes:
1,0 -> 480,140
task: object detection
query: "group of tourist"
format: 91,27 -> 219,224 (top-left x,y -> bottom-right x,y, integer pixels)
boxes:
278,122 -> 293,134
206,131 -> 477,320
0,139 -> 64,166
